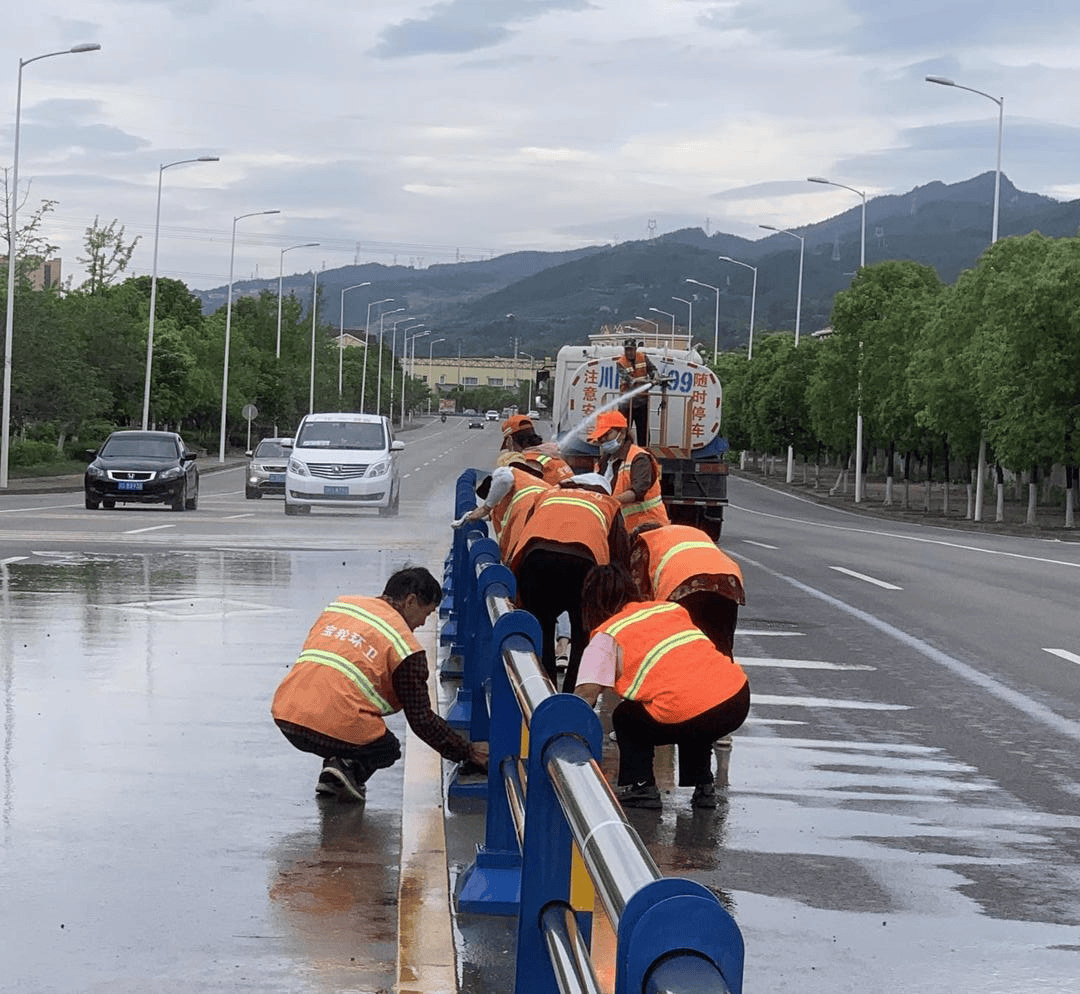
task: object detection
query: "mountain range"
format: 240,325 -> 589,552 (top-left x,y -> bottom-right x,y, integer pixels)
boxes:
192,173 -> 1080,360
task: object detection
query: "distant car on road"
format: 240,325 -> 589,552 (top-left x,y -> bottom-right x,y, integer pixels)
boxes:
245,437 -> 292,499
468,417 -> 485,429
84,430 -> 199,511
485,410 -> 499,421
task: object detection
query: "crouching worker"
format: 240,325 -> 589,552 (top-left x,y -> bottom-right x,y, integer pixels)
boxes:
574,563 -> 749,810
272,566 -> 488,802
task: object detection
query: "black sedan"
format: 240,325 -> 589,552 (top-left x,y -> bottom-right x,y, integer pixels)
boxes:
84,430 -> 199,511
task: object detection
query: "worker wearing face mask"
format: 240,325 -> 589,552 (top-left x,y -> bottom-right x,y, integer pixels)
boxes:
587,411 -> 670,534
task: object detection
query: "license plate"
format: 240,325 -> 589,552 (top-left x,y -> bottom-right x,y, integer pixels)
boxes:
269,473 -> 285,483
118,481 -> 143,491
324,485 -> 348,496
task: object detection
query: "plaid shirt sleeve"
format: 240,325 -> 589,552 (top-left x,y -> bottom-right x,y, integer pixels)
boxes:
391,651 -> 473,762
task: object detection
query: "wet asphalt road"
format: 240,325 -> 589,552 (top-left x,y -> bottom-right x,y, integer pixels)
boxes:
2,423 -> 1080,993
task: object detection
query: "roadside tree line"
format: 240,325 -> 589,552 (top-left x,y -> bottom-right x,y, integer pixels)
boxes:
713,232 -> 1080,527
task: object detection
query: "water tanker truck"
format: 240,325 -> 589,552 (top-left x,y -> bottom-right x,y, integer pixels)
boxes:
550,325 -> 729,539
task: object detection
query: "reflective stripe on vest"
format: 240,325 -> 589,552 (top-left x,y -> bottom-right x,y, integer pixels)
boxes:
538,493 -> 611,528
499,484 -> 547,534
328,599 -> 414,660
294,647 -> 396,714
623,628 -> 711,699
652,540 -> 719,592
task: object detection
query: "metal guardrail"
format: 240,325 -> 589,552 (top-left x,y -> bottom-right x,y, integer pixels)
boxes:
442,471 -> 744,994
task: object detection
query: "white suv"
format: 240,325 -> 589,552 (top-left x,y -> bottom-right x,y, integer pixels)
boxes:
284,413 -> 403,516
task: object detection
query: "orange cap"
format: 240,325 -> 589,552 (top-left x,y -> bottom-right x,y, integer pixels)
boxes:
586,410 -> 627,442
501,414 -> 534,438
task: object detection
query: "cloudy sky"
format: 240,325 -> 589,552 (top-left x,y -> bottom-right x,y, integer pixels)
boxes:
3,0 -> 1079,290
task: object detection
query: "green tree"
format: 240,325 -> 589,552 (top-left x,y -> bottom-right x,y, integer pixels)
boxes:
77,216 -> 140,295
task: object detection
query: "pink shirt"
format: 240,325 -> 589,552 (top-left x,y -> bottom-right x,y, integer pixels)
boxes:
576,632 -> 618,688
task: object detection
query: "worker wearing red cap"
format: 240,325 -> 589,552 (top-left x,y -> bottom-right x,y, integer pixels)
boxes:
588,410 -> 669,534
501,414 -> 574,486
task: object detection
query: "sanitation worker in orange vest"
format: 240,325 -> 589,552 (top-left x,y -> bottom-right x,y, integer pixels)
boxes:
453,452 -> 550,562
629,521 -> 746,657
503,475 -> 630,693
272,567 -> 488,802
589,410 -> 670,534
499,413 -> 575,486
574,563 -> 749,810
615,337 -> 657,445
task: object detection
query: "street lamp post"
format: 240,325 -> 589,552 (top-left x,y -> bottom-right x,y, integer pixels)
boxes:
219,209 -> 280,462
649,307 -> 676,343
685,277 -> 721,357
761,224 -> 806,482
309,270 -> 320,414
390,318 -> 422,421
926,74 -> 1005,522
807,176 -> 866,268
360,298 -> 392,414
427,337 -> 445,413
143,155 -> 218,430
672,296 -> 693,348
717,256 -> 758,360
2,42 -> 101,489
403,328 -> 430,424
375,306 -> 405,416
519,350 -> 535,412
808,177 -> 867,499
338,282 -> 371,397
277,242 -> 319,359
633,316 -> 660,335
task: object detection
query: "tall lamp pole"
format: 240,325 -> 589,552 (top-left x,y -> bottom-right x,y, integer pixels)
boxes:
926,74 -> 1004,521
338,282 -> 370,396
143,156 -> 218,430
633,316 -> 660,335
403,328 -> 430,424
717,256 -> 758,360
685,277 -> 720,357
219,209 -> 280,462
308,269 -> 321,414
375,306 -> 405,415
649,307 -> 676,343
2,42 -> 101,489
360,298 -> 392,414
672,296 -> 693,348
276,242 -> 319,359
761,224 -> 806,482
427,337 -> 445,413
808,177 -> 868,500
390,318 -> 423,421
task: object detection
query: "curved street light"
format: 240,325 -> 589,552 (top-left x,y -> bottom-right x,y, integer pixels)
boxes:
277,242 -> 319,359
338,282 -> 371,396
926,74 -> 1005,521
403,328 -> 431,424
427,337 -> 446,413
717,256 -> 758,360
2,42 -> 101,489
633,315 -> 660,335
807,176 -> 866,269
143,155 -> 219,429
648,306 -> 676,341
685,277 -> 720,357
219,209 -> 281,462
672,296 -> 693,348
360,298 -> 392,414
389,316 -> 422,416
375,307 -> 405,415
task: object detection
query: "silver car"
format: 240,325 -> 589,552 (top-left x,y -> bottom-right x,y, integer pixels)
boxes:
245,437 -> 293,499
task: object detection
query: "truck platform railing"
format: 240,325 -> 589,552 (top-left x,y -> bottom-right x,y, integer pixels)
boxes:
441,470 -> 744,994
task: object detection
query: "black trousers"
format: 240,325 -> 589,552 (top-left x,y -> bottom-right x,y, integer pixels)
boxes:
620,400 -> 649,447
275,719 -> 402,784
612,682 -> 750,786
514,548 -> 594,692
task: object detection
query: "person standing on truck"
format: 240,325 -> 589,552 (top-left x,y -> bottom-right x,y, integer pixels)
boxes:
615,337 -> 658,446
588,410 -> 670,534
500,414 -> 575,486
574,562 -> 750,810
629,522 -> 745,657
271,566 -> 489,802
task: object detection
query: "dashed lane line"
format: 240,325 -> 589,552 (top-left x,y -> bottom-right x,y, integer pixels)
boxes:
1044,648 -> 1080,666
829,565 -> 902,590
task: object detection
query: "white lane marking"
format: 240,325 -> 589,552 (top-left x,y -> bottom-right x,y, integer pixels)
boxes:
2,556 -> 28,565
752,694 -> 909,710
739,551 -> 1080,743
225,513 -> 255,519
738,629 -> 804,637
743,540 -> 778,549
829,565 -> 902,590
124,524 -> 175,534
731,480 -> 1080,570
1044,648 -> 1080,666
739,657 -> 875,671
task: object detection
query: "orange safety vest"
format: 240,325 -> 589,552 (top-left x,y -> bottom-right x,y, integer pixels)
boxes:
489,467 -> 550,545
610,444 -> 669,532
524,446 -> 575,486
271,596 -> 421,745
597,600 -> 748,724
616,352 -> 651,396
633,524 -> 745,605
507,487 -> 621,572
